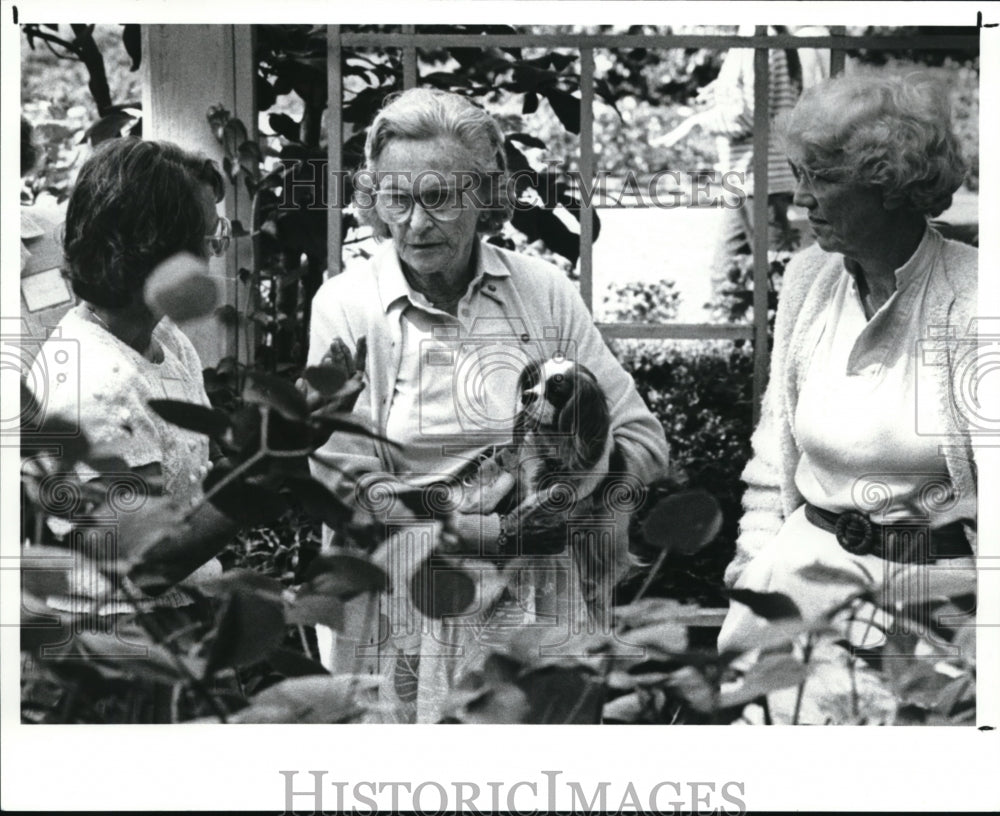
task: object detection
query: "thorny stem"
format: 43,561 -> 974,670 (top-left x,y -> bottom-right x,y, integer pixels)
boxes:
850,602 -> 879,722
183,447 -> 266,524
183,406 -> 275,524
791,633 -> 815,726
632,548 -> 669,604
297,624 -> 316,661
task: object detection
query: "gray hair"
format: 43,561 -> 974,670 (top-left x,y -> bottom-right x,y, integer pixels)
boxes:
356,88 -> 514,237
778,71 -> 968,218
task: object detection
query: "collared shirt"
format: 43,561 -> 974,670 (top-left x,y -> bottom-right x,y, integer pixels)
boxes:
793,227 -> 976,526
382,244 -> 526,484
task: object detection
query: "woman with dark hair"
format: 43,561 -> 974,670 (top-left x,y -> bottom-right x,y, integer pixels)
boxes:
719,73 -> 977,723
29,137 -> 234,608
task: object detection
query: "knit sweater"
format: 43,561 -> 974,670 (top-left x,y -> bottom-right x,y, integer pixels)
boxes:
724,226 -> 979,587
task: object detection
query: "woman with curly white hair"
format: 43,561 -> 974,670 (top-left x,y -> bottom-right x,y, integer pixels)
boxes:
719,72 -> 977,723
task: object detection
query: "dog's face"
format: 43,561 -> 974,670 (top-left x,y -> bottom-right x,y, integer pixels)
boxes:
514,357 -> 611,473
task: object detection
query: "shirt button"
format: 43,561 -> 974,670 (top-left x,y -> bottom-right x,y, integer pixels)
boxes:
461,308 -> 470,317
487,284 -> 497,292
520,333 -> 530,343
189,473 -> 199,484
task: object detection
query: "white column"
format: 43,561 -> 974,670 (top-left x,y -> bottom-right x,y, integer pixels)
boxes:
142,24 -> 255,368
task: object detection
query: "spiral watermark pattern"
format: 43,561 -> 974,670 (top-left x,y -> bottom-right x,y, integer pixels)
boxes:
355,476 -> 397,515
598,474 -> 648,514
916,476 -> 960,517
105,473 -> 151,514
36,472 -> 85,517
422,480 -> 462,515
850,476 -> 894,516
534,474 -> 579,512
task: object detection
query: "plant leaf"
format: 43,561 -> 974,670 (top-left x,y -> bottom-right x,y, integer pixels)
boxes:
142,253 -> 217,322
147,399 -> 231,438
266,647 -> 330,678
122,24 -> 141,70
726,588 -> 802,621
222,118 -> 249,159
268,112 -> 301,142
244,371 -> 308,421
300,550 -> 390,600
231,675 -> 379,723
284,588 -> 346,631
639,489 -> 722,554
82,110 -> 138,145
281,476 -> 352,528
667,665 -> 718,713
542,88 -> 581,134
204,570 -> 286,674
797,561 -> 873,589
303,364 -> 348,396
507,131 -> 546,150
718,654 -> 808,709
409,556 -> 476,619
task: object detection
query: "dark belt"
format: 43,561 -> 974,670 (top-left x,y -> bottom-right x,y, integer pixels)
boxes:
804,503 -> 971,563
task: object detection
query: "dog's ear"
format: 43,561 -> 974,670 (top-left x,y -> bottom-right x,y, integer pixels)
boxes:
557,369 -> 611,472
513,360 -> 543,447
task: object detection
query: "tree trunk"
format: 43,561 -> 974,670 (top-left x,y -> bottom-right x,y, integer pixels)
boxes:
70,24 -> 114,117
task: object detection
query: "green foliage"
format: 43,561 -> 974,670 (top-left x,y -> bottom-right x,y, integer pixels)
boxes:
602,278 -> 681,324
21,25 -> 142,202
615,336 -> 755,606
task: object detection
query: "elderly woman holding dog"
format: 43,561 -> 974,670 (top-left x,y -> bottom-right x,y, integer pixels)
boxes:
719,73 -> 978,722
308,88 -> 669,721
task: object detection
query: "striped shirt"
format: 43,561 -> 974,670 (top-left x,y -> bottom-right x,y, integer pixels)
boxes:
701,42 -> 798,197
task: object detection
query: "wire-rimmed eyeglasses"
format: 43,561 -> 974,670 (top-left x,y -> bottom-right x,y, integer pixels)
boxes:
205,215 -> 232,257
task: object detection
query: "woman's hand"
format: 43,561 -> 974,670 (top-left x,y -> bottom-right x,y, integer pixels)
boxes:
297,336 -> 367,413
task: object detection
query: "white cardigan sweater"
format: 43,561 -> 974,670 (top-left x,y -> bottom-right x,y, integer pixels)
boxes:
725,227 -> 979,586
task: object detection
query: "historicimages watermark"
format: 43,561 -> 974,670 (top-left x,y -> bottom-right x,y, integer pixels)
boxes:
279,769 -> 747,814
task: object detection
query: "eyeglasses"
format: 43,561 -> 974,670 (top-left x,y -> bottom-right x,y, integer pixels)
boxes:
788,161 -> 848,194
205,216 -> 232,257
374,188 -> 468,224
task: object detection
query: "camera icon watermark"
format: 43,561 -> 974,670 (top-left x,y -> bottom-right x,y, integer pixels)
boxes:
915,317 -> 1000,438
15,465 -> 156,658
1,317 -> 80,440
418,320 -> 575,439
839,472 -> 977,660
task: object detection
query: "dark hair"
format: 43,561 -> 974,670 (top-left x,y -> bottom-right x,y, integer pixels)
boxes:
62,138 -> 225,308
21,117 -> 39,177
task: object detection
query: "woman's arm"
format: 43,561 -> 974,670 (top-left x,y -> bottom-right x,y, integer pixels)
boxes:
723,249 -> 817,587
550,271 -> 671,487
306,276 -> 384,502
123,461 -> 236,593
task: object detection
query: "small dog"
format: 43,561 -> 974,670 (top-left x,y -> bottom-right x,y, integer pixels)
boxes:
456,356 -> 613,520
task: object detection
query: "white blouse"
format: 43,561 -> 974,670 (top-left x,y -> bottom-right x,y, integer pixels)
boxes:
793,227 -> 975,528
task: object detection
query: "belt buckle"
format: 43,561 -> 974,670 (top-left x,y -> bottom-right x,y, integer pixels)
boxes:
835,510 -> 874,555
